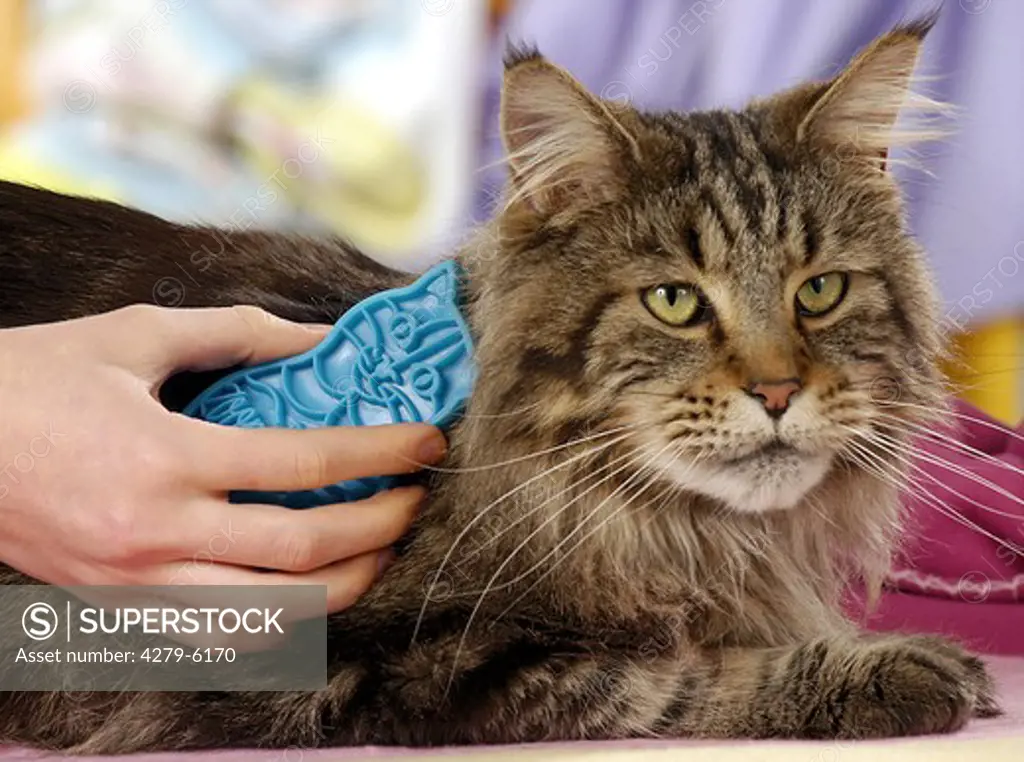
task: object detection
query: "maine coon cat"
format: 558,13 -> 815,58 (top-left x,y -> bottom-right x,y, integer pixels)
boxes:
0,16 -> 999,753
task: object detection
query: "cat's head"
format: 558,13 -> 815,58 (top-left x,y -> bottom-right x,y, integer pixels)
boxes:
465,19 -> 946,515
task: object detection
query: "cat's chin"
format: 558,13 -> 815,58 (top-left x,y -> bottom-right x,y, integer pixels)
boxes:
658,446 -> 833,514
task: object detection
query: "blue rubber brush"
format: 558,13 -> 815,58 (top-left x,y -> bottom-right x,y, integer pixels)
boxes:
183,260 -> 476,508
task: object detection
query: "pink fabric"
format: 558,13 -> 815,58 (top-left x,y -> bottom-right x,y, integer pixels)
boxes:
864,591 -> 1024,656
865,401 -> 1024,653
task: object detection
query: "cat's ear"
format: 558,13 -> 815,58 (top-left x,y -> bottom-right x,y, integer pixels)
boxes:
796,15 -> 945,167
500,46 -> 640,215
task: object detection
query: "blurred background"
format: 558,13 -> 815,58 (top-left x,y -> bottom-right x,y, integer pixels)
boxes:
0,0 -> 1019,424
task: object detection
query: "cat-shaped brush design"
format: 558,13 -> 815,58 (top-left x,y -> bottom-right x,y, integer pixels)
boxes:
183,260 -> 476,507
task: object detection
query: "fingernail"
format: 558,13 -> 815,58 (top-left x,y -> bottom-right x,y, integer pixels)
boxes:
306,324 -> 333,336
417,431 -> 448,465
376,549 -> 396,580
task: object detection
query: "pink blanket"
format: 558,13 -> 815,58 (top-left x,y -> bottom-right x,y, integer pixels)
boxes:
864,401 -> 1024,654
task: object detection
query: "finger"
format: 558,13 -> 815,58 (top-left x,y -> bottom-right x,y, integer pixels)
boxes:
189,486 -> 424,571
114,304 -> 331,375
189,422 -> 447,492
159,550 -> 390,616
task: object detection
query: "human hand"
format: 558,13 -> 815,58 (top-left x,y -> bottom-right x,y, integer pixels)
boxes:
0,305 -> 446,618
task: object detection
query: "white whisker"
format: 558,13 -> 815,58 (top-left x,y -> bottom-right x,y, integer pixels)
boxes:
489,444 -> 693,596
492,447 -> 695,621
842,438 -> 1020,557
878,399 -> 1024,447
872,412 -> 1024,481
843,430 -> 1023,556
420,422 -> 644,474
442,440 -> 673,697
455,441 -> 667,568
862,427 -> 1023,514
411,429 -> 634,644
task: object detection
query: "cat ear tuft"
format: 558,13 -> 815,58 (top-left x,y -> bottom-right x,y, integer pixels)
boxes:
797,14 -> 950,168
500,48 -> 640,215
503,42 -> 543,71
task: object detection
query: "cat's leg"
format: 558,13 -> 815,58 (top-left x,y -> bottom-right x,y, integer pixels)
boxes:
0,631 -> 998,751
669,635 -> 999,739
356,631 -> 999,743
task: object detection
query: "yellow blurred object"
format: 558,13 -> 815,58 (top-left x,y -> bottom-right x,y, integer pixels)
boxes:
0,0 -> 27,123
0,0 -> 115,203
0,141 -> 122,202
946,317 -> 1023,425
230,78 -> 427,260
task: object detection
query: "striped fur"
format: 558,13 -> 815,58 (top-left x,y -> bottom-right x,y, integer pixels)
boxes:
0,15 -> 998,753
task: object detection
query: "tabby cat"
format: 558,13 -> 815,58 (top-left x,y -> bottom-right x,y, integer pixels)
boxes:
0,17 -> 999,753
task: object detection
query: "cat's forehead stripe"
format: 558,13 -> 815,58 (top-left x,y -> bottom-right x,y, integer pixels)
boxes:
646,107 -> 823,272
689,113 -> 783,250
697,185 -> 739,250
801,209 -> 822,266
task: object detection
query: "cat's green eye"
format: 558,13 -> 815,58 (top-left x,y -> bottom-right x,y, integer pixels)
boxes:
795,272 -> 848,317
642,284 -> 709,327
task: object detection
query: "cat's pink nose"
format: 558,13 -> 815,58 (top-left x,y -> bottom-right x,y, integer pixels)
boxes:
746,378 -> 802,418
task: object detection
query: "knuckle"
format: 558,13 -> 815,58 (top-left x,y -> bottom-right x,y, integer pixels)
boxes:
292,446 -> 330,488
274,532 -> 318,572
229,304 -> 260,322
95,503 -> 145,563
226,306 -> 264,353
117,303 -> 164,326
135,439 -> 185,484
229,305 -> 272,332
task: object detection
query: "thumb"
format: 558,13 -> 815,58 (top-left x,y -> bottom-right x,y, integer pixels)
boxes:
128,305 -> 331,375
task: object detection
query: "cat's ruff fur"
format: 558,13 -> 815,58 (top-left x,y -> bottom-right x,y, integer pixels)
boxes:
0,15 -> 999,753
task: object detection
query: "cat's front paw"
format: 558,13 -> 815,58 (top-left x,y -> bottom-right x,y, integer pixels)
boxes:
829,635 -> 999,738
